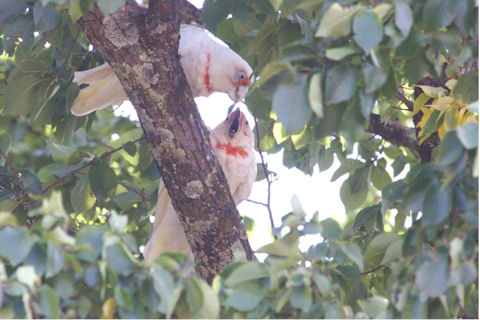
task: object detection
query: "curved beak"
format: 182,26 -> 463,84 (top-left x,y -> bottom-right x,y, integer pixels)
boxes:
227,85 -> 249,102
228,109 -> 241,138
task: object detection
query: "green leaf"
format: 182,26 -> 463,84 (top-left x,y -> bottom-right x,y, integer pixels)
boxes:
48,143 -> 76,163
370,166 -> 391,190
19,169 -> 42,194
38,284 -> 61,318
415,251 -> 449,297
0,226 -> 34,266
394,1 -> 412,37
380,239 -> 403,265
122,142 -> 137,157
363,233 -> 401,270
71,175 -> 96,213
225,282 -> 266,312
269,0 -> 282,11
114,285 -> 133,311
203,0 -> 233,33
290,284 -> 312,312
325,64 -> 358,105
373,3 -> 392,21
313,274 -> 331,296
88,160 -> 118,202
453,71 -> 478,104
257,237 -> 300,258
449,262 -> 477,286
341,243 -> 364,271
225,262 -> 269,287
363,62 -> 387,93
359,91 -> 374,119
353,9 -> 384,54
16,265 -> 39,291
457,122 -> 478,150
272,83 -> 311,135
315,3 -> 360,37
45,241 -> 64,278
185,278 -> 204,314
152,266 -> 175,314
97,0 -> 126,16
423,0 -> 457,31
320,218 -> 342,240
23,243 -> 47,276
0,133 -> 12,158
105,243 -> 134,276
3,73 -> 52,116
358,296 -> 389,318
85,265 -> 100,287
308,73 -> 323,118
392,154 -> 406,176
77,225 -> 107,257
33,2 -> 59,33
325,46 -> 357,61
435,131 -> 463,166
179,278 -> 220,318
0,0 -> 27,24
68,0 -> 86,23
422,185 -> 452,226
353,205 -> 380,229
340,167 -> 369,211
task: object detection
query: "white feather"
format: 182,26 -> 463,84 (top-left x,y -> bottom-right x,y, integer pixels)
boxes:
143,112 -> 256,262
70,24 -> 252,116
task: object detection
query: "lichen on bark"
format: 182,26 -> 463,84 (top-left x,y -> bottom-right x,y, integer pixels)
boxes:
77,0 -> 253,283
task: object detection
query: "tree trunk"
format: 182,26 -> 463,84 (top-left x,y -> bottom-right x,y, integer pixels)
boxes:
77,0 -> 253,283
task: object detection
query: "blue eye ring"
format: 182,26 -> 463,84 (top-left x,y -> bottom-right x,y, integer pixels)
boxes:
234,71 -> 246,83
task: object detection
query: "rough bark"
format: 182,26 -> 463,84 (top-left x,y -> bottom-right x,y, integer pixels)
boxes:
413,77 -> 443,163
78,0 -> 253,283
367,114 -> 420,155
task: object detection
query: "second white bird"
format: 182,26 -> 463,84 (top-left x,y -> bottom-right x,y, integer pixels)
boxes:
143,109 -> 257,261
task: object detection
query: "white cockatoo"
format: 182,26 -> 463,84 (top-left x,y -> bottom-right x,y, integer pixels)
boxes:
71,24 -> 253,116
143,109 -> 257,261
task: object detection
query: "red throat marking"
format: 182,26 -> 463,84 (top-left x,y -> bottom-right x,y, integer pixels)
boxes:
215,141 -> 248,158
203,53 -> 213,94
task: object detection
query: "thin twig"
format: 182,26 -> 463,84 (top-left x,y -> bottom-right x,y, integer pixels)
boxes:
41,137 -> 145,194
391,106 -> 411,111
119,182 -> 150,202
252,115 -> 277,239
65,30 -> 80,65
0,149 -> 36,208
360,265 -> 385,275
396,91 -> 414,111
246,199 -> 268,207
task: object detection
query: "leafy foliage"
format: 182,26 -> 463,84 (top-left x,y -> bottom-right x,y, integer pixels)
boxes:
0,0 -> 478,318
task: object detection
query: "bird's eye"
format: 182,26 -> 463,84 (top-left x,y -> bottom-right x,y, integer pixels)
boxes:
234,71 -> 246,83
244,120 -> 249,127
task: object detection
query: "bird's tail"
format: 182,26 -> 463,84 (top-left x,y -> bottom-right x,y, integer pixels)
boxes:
71,63 -> 127,116
143,182 -> 192,262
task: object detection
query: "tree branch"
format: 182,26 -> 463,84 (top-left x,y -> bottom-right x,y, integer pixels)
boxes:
0,149 -> 36,208
41,137 -> 145,194
367,114 -> 419,155
396,91 -> 413,111
252,116 -> 276,239
119,182 -> 150,202
177,0 -> 203,24
360,265 -> 385,276
77,1 -> 253,283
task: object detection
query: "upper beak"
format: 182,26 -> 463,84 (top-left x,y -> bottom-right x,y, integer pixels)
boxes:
228,109 -> 241,138
227,85 -> 249,102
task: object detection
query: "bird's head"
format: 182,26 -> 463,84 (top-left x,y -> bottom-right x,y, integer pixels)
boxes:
217,108 -> 254,148
208,47 -> 253,102
226,66 -> 253,102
